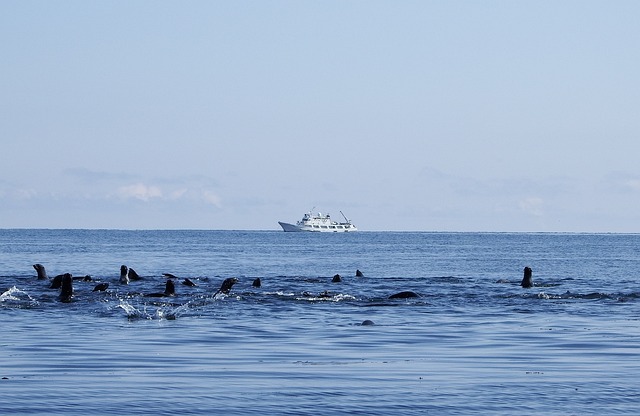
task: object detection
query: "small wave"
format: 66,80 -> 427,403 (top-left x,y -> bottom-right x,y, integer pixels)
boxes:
0,286 -> 39,308
266,291 -> 296,296
566,292 -> 616,300
295,292 -> 356,302
500,290 -> 632,302
114,299 -> 142,319
212,292 -> 241,301
334,293 -> 356,301
112,296 -> 192,321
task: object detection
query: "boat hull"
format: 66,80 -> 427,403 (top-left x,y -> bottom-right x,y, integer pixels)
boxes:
278,222 -> 305,232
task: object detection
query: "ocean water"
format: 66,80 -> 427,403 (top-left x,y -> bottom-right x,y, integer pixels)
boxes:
1,230 -> 640,415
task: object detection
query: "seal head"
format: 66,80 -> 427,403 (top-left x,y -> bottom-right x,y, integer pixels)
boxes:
33,264 -> 48,280
215,277 -> 238,296
119,265 -> 129,285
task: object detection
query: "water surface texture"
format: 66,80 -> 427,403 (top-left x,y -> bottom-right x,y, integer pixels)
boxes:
2,230 -> 639,415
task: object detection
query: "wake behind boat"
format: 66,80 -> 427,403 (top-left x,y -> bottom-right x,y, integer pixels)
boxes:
278,210 -> 357,232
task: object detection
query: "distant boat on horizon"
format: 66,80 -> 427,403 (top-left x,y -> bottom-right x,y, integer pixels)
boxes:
278,210 -> 357,232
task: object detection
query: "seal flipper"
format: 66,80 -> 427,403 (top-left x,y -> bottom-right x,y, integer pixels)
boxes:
182,278 -> 197,287
128,268 -> 142,281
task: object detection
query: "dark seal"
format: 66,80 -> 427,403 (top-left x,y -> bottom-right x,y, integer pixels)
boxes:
59,273 -> 73,303
119,265 -> 129,285
93,282 -> 109,292
49,274 -> 66,289
33,263 -> 48,280
128,268 -> 142,281
389,291 -> 419,299
521,266 -> 533,288
145,279 -> 175,297
74,275 -> 92,282
214,277 -> 238,296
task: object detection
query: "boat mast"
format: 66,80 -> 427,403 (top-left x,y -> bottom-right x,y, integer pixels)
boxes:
340,211 -> 351,224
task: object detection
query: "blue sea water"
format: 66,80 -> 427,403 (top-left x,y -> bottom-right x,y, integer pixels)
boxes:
1,230 -> 640,415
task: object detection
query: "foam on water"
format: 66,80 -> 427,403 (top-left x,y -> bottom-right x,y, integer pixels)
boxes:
0,286 -> 39,308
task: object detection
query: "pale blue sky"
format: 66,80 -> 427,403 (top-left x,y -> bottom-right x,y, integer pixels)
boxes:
2,1 -> 640,231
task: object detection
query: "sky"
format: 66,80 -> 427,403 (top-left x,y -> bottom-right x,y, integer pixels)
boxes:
2,1 -> 640,232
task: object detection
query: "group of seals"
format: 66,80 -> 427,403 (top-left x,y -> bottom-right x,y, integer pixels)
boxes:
31,263 -> 535,306
32,263 -> 240,303
332,270 -> 365,283
163,273 -> 197,287
32,264 -> 373,304
119,265 -> 142,285
386,267 -> 536,299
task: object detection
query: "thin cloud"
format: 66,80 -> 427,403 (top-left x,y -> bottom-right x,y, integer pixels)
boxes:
115,183 -> 163,201
519,197 -> 544,217
169,188 -> 188,200
110,182 -> 223,208
624,179 -> 640,191
61,167 -> 225,206
603,171 -> 640,193
202,190 -> 222,208
13,188 -> 39,200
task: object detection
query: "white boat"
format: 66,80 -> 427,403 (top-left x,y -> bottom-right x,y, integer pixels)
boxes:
278,210 -> 357,232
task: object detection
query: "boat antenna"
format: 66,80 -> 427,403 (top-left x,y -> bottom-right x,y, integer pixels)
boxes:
340,211 -> 351,223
